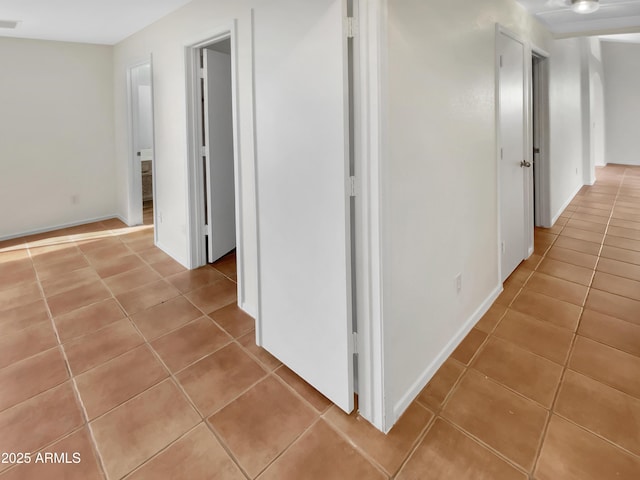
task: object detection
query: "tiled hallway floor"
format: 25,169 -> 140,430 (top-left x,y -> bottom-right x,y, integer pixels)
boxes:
1,164 -> 640,479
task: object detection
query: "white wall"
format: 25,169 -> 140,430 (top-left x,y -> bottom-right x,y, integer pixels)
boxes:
112,0 -> 258,314
382,0 -> 587,426
578,37 -> 606,185
602,41 -> 640,166
0,37 -> 116,239
548,37 -> 586,218
588,39 -> 606,169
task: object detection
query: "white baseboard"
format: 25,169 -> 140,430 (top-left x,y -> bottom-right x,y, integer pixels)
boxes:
0,214 -> 126,242
551,182 -> 583,226
155,240 -> 190,269
392,283 -> 503,422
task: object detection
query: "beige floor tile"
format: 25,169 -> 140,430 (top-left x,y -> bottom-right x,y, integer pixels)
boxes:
592,271 -> 640,301
209,377 -> 318,478
324,401 -> 433,476
555,370 -> 640,456
0,322 -> 58,370
0,347 -> 68,413
451,329 -> 487,365
537,258 -> 593,286
535,415 -> 640,480
596,257 -> 640,282
475,304 -> 508,334
604,234 -> 640,252
103,266 -> 162,296
493,309 -> 574,365
554,236 -> 602,255
0,299 -> 49,337
0,428 -> 103,480
257,420 -> 386,480
396,419 -> 526,480
177,343 -> 266,416
510,289 -> 582,331
526,273 -> 588,306
546,246 -> 598,269
149,257 -> 187,277
275,366 -> 332,413
151,317 -> 232,373
0,282 -> 42,312
126,424 -> 244,480
209,303 -> 255,338
90,379 -> 199,480
560,227 -> 605,245
0,383 -> 83,472
54,298 -> 125,342
585,288 -> 640,326
608,225 -> 640,241
166,267 -> 226,294
40,266 -> 101,298
184,279 -> 237,315
47,280 -> 111,317
471,337 -> 562,408
64,319 -> 144,375
565,218 -> 607,233
600,245 -> 640,266
93,254 -> 146,279
115,280 -> 180,315
570,336 -> 640,400
75,345 -> 168,420
442,371 -> 548,470
237,331 -> 281,371
416,359 -> 465,411
130,296 -> 202,340
578,309 -> 640,357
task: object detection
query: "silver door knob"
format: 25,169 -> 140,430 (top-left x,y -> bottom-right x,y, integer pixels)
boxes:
520,160 -> 531,168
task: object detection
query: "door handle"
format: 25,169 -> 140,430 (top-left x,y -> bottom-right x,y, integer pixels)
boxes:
520,160 -> 531,168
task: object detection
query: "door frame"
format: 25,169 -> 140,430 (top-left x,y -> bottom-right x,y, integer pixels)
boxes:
531,47 -> 552,229
184,21 -> 245,307
126,57 -> 157,240
353,0 -> 387,432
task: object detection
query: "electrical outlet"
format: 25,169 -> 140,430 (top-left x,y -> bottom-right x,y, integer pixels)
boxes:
455,274 -> 462,294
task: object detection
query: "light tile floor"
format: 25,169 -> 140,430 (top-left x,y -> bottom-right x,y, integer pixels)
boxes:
1,164 -> 640,479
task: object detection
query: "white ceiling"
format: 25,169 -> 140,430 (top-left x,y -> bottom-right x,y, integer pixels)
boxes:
0,0 -> 193,45
515,0 -> 640,37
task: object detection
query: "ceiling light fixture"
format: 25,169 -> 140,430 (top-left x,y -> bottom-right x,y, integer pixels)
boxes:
571,0 -> 600,14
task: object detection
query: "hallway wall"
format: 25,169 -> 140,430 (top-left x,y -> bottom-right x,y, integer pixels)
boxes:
383,0 -> 587,426
0,37 -> 116,239
602,40 -> 640,166
112,0 -> 258,316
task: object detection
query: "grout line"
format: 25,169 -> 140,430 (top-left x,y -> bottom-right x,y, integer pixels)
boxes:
26,241 -> 110,480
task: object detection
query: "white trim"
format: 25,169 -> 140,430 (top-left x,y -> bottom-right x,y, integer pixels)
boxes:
552,182 -> 583,225
184,21 -> 246,310
125,57 -> 156,237
531,47 -> 552,228
352,0 -> 387,433
249,9 -> 262,344
392,283 -> 503,420
0,215 -> 128,242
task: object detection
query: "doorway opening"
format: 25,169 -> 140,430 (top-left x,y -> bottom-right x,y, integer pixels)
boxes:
185,29 -> 243,301
127,61 -> 156,231
531,50 -> 551,228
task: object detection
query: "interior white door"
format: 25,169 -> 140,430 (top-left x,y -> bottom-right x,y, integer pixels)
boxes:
203,48 -> 236,263
253,0 -> 354,412
499,32 -> 527,282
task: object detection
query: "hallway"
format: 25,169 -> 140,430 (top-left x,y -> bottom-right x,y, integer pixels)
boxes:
0,164 -> 639,479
